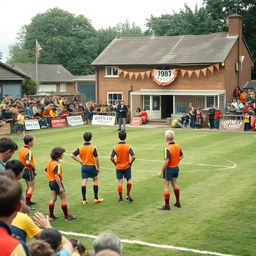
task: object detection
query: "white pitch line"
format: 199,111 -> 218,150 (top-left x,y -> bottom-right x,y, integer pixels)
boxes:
60,230 -> 237,256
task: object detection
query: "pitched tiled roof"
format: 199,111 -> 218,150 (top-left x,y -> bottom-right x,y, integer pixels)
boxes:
92,33 -> 238,66
0,61 -> 30,81
13,63 -> 74,83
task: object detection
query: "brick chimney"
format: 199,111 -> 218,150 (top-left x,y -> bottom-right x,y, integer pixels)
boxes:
227,14 -> 242,37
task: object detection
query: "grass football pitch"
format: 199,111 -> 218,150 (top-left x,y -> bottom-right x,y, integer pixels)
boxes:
9,125 -> 256,256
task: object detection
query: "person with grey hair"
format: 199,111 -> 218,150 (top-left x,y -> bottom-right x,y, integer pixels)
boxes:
92,231 -> 122,255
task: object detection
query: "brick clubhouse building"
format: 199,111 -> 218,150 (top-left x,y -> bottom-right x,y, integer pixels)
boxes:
92,14 -> 254,120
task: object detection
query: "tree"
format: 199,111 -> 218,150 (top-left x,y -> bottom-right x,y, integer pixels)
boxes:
6,43 -> 31,65
8,8 -> 98,75
96,20 -> 143,56
204,0 -> 256,78
22,79 -> 37,95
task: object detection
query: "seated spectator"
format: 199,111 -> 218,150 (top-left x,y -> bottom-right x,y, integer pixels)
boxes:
171,119 -> 182,128
141,110 -> 148,124
49,107 -> 59,117
181,114 -> 190,128
28,239 -> 54,256
0,175 -> 29,255
135,107 -> 142,117
239,90 -> 247,104
70,238 -> 89,256
39,228 -> 73,256
92,231 -> 122,255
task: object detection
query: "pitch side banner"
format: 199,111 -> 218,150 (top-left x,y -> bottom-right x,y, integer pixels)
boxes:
51,116 -> 67,128
66,115 -> 84,126
92,114 -> 116,126
25,119 -> 40,130
219,119 -> 244,132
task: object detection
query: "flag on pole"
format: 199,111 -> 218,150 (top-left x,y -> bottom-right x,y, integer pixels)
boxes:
36,39 -> 42,58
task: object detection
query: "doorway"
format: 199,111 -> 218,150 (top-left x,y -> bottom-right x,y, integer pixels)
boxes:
161,95 -> 173,118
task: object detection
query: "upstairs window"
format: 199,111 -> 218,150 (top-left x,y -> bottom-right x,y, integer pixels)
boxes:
105,66 -> 118,77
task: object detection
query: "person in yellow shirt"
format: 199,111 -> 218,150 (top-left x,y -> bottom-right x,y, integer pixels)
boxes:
16,109 -> 26,139
49,107 -> 59,117
171,119 -> 182,128
11,211 -> 41,242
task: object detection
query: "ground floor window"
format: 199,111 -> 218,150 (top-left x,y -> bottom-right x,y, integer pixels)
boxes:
205,95 -> 218,108
143,95 -> 150,110
107,92 -> 122,105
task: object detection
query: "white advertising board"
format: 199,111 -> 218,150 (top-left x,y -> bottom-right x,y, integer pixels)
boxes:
25,120 -> 40,130
66,115 -> 84,126
92,115 -> 116,126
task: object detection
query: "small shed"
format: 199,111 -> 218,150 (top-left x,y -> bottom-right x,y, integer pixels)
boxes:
74,74 -> 96,101
0,61 -> 30,100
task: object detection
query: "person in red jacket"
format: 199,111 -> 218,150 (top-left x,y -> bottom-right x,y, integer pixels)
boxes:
213,108 -> 222,130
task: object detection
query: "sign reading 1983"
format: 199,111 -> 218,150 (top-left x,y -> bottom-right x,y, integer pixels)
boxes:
150,68 -> 178,86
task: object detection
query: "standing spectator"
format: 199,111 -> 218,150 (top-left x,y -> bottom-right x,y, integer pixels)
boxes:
0,137 -> 18,171
239,90 -> 247,104
16,109 -> 26,139
158,130 -> 184,210
0,175 -> 29,255
189,106 -> 196,128
208,106 -> 215,129
92,231 -> 122,255
110,131 -> 136,202
195,108 -> 202,128
19,135 -> 36,207
233,87 -> 241,100
71,132 -> 103,205
116,101 -> 128,131
243,112 -> 250,131
213,108 -> 222,130
45,146 -> 77,221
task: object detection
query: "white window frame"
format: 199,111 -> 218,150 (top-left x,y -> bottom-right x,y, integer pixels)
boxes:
105,66 -> 119,77
107,92 -> 123,105
39,84 -> 56,92
205,95 -> 218,109
60,83 -> 66,92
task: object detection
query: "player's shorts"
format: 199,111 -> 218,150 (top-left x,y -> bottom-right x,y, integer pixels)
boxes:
163,167 -> 179,181
116,167 -> 131,180
22,168 -> 35,181
81,165 -> 97,179
49,181 -> 65,194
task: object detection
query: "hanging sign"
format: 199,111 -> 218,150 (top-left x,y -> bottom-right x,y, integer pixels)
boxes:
150,68 -> 178,86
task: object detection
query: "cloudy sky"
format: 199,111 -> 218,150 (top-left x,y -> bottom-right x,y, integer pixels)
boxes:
1,0 -> 203,62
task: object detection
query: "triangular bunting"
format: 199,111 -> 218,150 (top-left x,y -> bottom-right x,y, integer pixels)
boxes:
118,68 -> 123,76
140,72 -> 145,79
123,71 -> 128,78
195,70 -> 201,78
208,65 -> 214,74
202,68 -> 207,77
181,70 -> 187,77
146,71 -> 151,78
188,70 -> 193,78
129,72 -> 134,80
134,72 -> 140,80
214,63 -> 220,71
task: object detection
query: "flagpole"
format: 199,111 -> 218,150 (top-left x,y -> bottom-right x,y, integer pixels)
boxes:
35,39 -> 39,94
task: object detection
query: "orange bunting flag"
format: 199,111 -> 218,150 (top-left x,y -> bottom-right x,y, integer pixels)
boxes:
118,69 -> 123,76
146,70 -> 151,78
181,70 -> 187,77
134,72 -> 140,80
140,72 -> 145,79
202,68 -> 207,76
188,71 -> 193,78
123,71 -> 128,78
195,70 -> 201,78
129,72 -> 134,80
214,63 -> 220,71
208,65 -> 214,74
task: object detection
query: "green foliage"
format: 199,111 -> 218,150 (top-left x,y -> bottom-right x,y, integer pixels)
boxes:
11,126 -> 256,256
6,43 -> 31,65
22,78 -> 37,95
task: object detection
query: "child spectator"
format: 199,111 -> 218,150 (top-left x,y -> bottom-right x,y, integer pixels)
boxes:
214,108 -> 222,130
16,109 -> 25,139
243,112 -> 250,131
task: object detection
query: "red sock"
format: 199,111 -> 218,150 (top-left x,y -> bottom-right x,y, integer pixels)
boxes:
127,183 -> 132,195
61,204 -> 69,217
174,188 -> 180,203
164,191 -> 170,207
26,193 -> 32,205
118,185 -> 122,199
49,203 -> 55,217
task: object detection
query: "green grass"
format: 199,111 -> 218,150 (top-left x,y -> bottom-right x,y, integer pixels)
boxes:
7,125 -> 256,256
